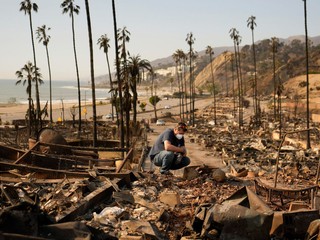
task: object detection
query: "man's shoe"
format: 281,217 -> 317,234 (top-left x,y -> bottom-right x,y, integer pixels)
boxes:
160,171 -> 173,176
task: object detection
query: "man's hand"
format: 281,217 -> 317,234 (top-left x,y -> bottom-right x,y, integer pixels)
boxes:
164,140 -> 187,155
181,146 -> 187,156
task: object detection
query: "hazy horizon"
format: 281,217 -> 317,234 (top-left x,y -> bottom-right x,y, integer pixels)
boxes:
1,0 -> 319,81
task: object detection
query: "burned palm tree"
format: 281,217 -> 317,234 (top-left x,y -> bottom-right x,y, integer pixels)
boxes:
36,25 -> 53,123
111,0 -> 124,150
172,50 -> 183,120
186,32 -> 196,125
247,15 -> 260,126
16,61 -> 42,137
205,45 -> 217,125
303,0 -> 311,149
118,27 -> 131,147
229,28 -> 243,128
61,0 -> 82,135
127,54 -> 152,124
19,0 -> 41,130
271,37 -> 279,121
97,34 -> 116,120
84,0 -> 97,147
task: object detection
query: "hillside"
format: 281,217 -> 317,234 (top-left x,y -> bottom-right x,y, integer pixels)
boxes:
191,35 -> 320,97
95,35 -> 320,97
283,74 -> 320,98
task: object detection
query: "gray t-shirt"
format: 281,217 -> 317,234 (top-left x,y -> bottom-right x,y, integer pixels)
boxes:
148,128 -> 185,160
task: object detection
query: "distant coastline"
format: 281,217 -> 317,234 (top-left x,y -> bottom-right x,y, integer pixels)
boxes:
0,79 -> 111,105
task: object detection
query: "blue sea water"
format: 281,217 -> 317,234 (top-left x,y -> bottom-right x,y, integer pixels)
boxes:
0,79 -> 111,104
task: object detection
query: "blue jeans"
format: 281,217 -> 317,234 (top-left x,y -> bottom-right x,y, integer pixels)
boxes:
152,150 -> 190,173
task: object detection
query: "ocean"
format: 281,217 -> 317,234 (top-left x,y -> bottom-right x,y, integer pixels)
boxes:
0,79 -> 111,105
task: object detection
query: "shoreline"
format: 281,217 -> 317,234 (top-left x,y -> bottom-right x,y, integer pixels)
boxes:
0,86 -> 175,124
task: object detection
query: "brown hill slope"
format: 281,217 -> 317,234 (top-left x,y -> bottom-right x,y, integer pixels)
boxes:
283,74 -> 320,98
194,51 -> 233,92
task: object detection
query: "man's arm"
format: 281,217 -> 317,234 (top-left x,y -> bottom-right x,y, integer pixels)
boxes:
164,140 -> 186,154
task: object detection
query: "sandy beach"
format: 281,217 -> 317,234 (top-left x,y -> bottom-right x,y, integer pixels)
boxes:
0,87 -> 200,124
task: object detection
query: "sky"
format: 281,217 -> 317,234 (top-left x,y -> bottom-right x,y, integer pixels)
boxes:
1,0 -> 320,81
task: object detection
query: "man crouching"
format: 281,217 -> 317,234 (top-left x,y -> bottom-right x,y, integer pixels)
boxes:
149,122 -> 190,175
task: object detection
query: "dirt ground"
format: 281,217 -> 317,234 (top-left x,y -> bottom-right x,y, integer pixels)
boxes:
141,97 -> 226,175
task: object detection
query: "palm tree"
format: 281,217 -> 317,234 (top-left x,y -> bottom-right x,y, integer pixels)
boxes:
224,54 -> 229,96
271,37 -> 279,121
36,25 -> 53,123
236,34 -> 244,127
16,61 -> 42,137
112,0 -> 124,150
127,55 -> 152,124
303,0 -> 311,149
229,28 -> 243,127
277,81 -> 284,138
180,51 -> 188,120
172,50 -> 182,120
97,34 -> 115,120
84,0 -> 97,147
175,49 -> 187,121
19,0 -> 41,131
186,32 -> 196,125
231,54 -> 237,117
117,27 -> 131,147
61,0 -> 82,135
205,45 -> 217,125
247,15 -> 259,125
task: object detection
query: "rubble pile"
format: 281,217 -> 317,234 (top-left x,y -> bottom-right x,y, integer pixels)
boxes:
2,100 -> 320,239
0,163 -> 245,239
188,122 -> 320,188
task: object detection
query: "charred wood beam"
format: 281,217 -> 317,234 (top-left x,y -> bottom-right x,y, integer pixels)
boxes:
13,141 -> 40,164
0,175 -> 88,184
116,148 -> 134,173
0,144 -> 25,160
71,149 -> 99,158
43,152 -> 123,164
39,141 -> 128,152
54,177 -> 129,223
0,161 -> 133,181
29,152 -> 121,170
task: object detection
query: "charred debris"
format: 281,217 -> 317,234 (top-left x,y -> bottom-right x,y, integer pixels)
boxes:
1,106 -> 320,240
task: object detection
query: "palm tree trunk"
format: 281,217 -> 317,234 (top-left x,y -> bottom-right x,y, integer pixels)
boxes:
85,0 -> 97,147
28,79 -> 32,137
225,56 -> 229,96
304,0 -> 310,149
45,45 -> 53,123
237,43 -> 244,127
189,53 -> 192,124
251,29 -> 259,124
234,42 -> 241,128
178,69 -> 182,120
71,13 -> 82,135
273,50 -> 277,121
112,0 -> 124,151
105,53 -> 115,120
231,56 -> 236,117
183,61 -> 188,119
180,63 -> 184,122
209,54 -> 217,125
132,78 -> 138,124
28,13 -> 40,135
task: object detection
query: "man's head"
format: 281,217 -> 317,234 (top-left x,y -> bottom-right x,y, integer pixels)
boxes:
174,122 -> 187,139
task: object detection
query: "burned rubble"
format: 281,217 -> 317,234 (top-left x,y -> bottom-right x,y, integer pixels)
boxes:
1,105 -> 320,239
